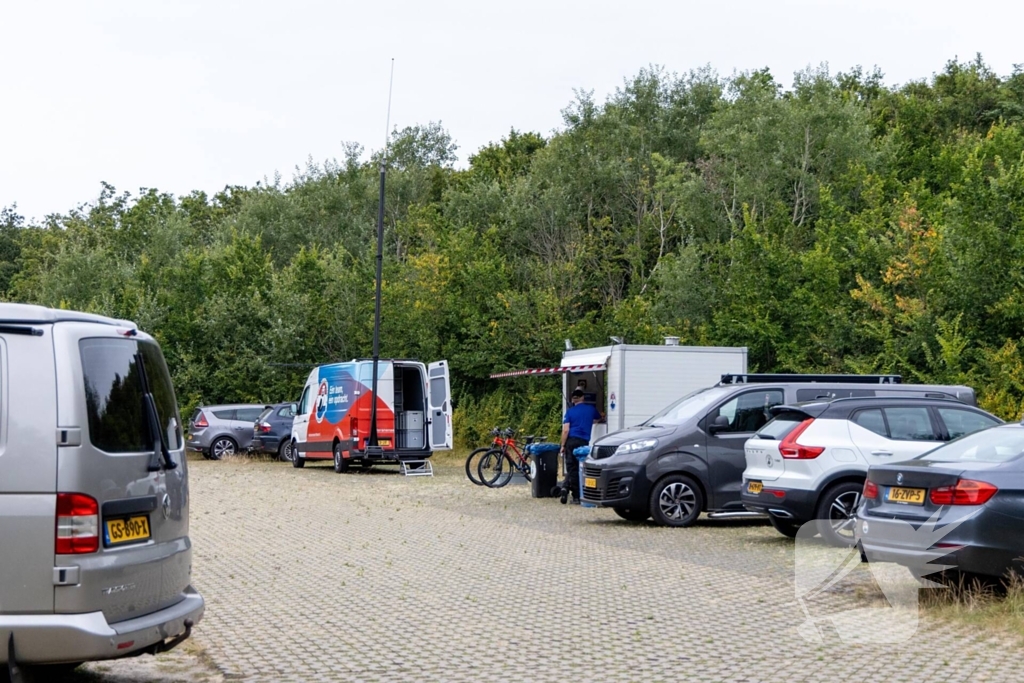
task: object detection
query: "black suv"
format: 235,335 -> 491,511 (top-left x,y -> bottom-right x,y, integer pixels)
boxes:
581,374 -> 977,526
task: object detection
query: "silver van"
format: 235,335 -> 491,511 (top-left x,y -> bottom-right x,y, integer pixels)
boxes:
0,304 -> 203,675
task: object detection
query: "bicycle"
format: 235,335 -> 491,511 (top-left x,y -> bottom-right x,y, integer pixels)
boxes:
477,431 -> 546,488
464,427 -> 514,486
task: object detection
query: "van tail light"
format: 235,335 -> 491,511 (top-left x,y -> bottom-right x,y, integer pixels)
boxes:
193,412 -> 209,428
929,479 -> 998,506
56,493 -> 99,554
779,419 -> 824,459
863,480 -> 879,500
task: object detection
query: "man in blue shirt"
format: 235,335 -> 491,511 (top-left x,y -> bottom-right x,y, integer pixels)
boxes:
560,388 -> 604,504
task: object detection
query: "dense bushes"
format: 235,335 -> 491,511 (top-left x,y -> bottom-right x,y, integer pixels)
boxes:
5,58 -> 1024,445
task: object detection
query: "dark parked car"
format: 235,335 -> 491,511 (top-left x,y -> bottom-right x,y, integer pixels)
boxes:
582,374 -> 978,527
251,402 -> 298,461
857,423 -> 1024,580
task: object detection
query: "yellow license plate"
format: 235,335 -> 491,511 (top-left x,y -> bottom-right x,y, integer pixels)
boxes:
887,487 -> 926,505
747,481 -> 763,494
584,477 -> 597,488
106,515 -> 151,546
379,439 -> 391,446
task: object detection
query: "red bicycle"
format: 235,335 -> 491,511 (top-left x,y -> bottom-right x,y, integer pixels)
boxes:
477,431 -> 546,488
464,427 -> 514,485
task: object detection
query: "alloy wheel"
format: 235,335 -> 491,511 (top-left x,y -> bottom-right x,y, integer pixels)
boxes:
828,491 -> 861,540
212,438 -> 236,459
658,481 -> 697,521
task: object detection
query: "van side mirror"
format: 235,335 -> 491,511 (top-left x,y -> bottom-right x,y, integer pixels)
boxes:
290,403 -> 298,416
708,415 -> 730,434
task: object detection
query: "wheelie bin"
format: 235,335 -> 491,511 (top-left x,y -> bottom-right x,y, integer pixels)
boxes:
528,442 -> 560,498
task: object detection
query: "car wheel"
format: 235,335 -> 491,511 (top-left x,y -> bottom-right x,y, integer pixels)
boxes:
613,507 -> 650,522
278,439 -> 294,462
209,436 -> 237,460
649,475 -> 703,527
333,442 -> 349,473
291,440 -> 305,468
768,515 -> 802,539
816,481 -> 863,547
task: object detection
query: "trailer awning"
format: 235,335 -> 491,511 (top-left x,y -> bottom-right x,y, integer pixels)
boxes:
490,361 -> 608,379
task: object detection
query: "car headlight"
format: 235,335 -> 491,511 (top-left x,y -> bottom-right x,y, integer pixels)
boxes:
614,439 -> 659,455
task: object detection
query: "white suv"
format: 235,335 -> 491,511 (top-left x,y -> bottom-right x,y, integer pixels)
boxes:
741,397 -> 1001,545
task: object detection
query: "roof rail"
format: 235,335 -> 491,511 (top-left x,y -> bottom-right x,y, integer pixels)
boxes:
828,394 -> 960,404
720,373 -> 902,385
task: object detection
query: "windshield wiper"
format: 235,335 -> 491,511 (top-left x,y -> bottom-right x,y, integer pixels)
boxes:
136,352 -> 177,471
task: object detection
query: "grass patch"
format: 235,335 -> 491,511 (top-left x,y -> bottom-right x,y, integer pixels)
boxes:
921,571 -> 1024,637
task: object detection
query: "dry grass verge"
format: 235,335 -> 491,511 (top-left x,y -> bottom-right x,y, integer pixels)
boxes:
921,571 -> 1024,638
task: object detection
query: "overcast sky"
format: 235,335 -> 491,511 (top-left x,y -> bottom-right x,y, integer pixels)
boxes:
2,0 -> 1022,221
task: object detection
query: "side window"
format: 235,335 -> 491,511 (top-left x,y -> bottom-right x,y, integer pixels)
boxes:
298,386 -> 311,415
236,407 -> 264,422
852,409 -> 887,437
212,409 -> 235,421
710,390 -> 784,434
883,407 -> 939,441
80,339 -> 148,453
937,408 -> 999,440
279,405 -> 297,418
139,341 -> 183,450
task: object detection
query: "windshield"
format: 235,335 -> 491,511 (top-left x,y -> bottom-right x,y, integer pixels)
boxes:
918,425 -> 1024,464
644,386 -> 731,426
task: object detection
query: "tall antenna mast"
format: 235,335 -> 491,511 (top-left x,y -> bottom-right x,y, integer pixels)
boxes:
368,58 -> 394,451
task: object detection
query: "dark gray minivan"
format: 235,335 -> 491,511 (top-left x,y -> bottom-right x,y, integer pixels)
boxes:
0,305 -> 203,675
582,374 -> 977,526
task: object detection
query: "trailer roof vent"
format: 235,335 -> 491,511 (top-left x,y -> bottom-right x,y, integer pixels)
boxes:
664,336 -> 680,346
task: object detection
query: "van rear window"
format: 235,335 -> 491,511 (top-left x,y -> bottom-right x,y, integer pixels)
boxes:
81,339 -> 182,453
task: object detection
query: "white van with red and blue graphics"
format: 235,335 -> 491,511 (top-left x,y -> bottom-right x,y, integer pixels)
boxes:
290,359 -> 452,471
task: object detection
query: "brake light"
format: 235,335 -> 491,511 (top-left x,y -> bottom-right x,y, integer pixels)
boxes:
779,419 -> 824,459
863,480 -> 879,500
260,422 -> 271,433
193,411 -> 209,428
56,493 -> 99,554
929,479 -> 998,506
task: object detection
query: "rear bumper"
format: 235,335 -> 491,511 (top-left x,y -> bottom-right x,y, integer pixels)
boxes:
251,435 -> 282,453
185,438 -> 206,454
0,586 -> 204,665
856,511 -> 1023,579
741,484 -> 818,522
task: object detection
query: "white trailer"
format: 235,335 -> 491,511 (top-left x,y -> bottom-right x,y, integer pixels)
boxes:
490,339 -> 748,443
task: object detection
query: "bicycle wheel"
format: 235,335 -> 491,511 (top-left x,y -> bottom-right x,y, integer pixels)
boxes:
521,454 -> 535,482
464,447 -> 492,485
478,450 -> 513,488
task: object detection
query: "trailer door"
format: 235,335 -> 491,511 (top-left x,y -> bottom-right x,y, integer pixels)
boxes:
428,361 -> 453,450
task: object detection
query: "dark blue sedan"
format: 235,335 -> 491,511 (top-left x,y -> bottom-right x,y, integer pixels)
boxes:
857,423 -> 1024,580
251,402 -> 298,461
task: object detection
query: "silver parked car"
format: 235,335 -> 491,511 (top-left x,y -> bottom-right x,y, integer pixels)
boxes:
186,403 -> 268,459
0,303 -> 203,676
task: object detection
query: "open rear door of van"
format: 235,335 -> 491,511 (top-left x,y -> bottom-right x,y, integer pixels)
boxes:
428,361 -> 453,450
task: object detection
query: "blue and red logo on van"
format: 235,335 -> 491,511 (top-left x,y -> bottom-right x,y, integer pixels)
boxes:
315,379 -> 329,422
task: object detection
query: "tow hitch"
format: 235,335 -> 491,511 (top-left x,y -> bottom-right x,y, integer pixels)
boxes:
8,634 -> 22,683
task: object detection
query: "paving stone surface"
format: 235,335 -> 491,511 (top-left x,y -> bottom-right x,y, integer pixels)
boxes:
177,456 -> 1021,682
